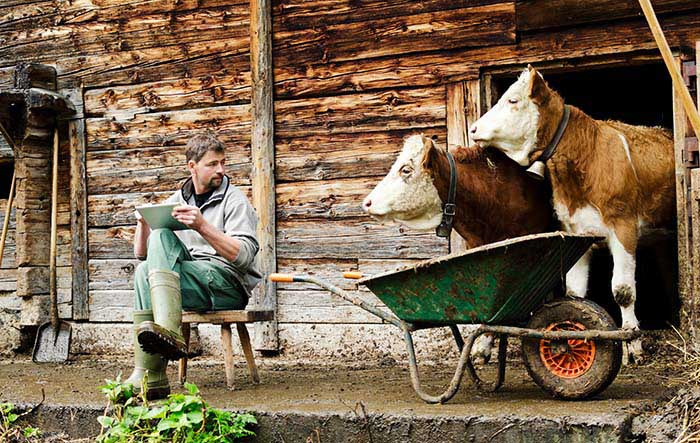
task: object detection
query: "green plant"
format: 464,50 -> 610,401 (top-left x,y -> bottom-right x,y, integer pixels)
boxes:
0,402 -> 42,442
97,378 -> 256,443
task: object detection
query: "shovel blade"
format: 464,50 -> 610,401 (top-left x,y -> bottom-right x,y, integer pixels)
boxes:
33,321 -> 72,363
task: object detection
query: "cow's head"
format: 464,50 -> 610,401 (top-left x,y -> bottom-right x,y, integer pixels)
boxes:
362,134 -> 443,230
469,66 -> 563,166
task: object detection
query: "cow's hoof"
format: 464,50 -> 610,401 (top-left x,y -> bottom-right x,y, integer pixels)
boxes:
622,338 -> 644,365
470,334 -> 493,365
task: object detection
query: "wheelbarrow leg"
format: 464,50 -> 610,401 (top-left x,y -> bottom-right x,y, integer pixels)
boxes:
465,333 -> 507,392
449,325 -> 464,353
403,324 -> 478,404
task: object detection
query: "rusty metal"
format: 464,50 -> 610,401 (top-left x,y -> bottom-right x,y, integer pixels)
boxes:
360,232 -> 601,325
273,232 -> 637,403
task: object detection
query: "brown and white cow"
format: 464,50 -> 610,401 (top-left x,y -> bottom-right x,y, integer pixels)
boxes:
470,66 -> 675,363
362,134 -> 553,360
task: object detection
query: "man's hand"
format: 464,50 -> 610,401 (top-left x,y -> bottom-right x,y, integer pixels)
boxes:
173,205 -> 205,231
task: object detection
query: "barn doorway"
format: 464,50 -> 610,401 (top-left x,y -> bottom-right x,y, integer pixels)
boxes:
491,62 -> 678,329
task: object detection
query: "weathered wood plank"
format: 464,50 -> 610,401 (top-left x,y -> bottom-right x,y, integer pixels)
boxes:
691,168 -> 700,343
273,3 -> 516,66
274,51 -> 480,99
276,258 -> 359,291
445,82 -> 470,255
250,0 -> 278,351
54,43 -> 250,90
278,305 -> 388,324
69,118 -> 89,320
89,259 -> 140,290
272,11 -> 700,99
516,0 -> 700,32
273,0 -> 505,32
87,160 -> 251,196
278,289 -> 384,310
88,187 -> 253,227
675,55 -> 694,336
274,87 -> 445,138
0,0 -> 248,31
89,220 -> 448,260
85,104 -> 251,150
276,177 -> 377,220
84,73 -> 251,116
276,219 -> 448,259
0,7 -> 250,62
275,130 -> 445,182
88,289 -> 132,322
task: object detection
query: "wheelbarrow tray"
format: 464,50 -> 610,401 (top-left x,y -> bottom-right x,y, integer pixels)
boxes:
359,232 -> 601,326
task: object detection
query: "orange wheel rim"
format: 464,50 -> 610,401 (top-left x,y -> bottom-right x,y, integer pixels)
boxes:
539,321 -> 595,379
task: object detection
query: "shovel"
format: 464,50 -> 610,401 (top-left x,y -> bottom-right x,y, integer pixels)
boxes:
33,128 -> 72,363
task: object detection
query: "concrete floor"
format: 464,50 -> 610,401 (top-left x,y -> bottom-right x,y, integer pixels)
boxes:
0,351 -> 679,442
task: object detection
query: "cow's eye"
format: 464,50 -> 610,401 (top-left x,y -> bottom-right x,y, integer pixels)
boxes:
400,165 -> 413,176
508,98 -> 519,104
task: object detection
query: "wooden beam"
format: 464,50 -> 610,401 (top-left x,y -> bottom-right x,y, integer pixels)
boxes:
674,55 -> 694,338
638,0 -> 700,139
445,82 -> 469,254
69,117 -> 89,320
250,0 -> 278,352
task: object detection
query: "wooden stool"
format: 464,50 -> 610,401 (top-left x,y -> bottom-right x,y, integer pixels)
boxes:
178,310 -> 274,389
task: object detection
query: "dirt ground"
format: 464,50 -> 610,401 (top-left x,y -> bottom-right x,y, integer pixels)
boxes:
0,330 -> 695,441
0,349 -> 682,435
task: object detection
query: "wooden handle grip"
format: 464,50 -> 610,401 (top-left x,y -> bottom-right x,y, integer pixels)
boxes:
343,272 -> 363,279
269,273 -> 295,282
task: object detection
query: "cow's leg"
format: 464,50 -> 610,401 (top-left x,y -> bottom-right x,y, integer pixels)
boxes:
609,227 -> 642,364
566,248 -> 592,298
471,333 -> 494,364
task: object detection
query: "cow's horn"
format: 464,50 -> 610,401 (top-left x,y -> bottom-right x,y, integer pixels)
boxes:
525,160 -> 546,180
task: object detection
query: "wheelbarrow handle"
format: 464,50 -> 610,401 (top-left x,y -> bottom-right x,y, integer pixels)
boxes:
342,271 -> 364,279
269,273 -> 300,282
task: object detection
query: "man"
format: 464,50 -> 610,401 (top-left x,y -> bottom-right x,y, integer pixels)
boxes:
125,132 -> 261,399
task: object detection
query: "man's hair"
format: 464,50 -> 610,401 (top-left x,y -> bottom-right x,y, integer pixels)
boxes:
185,132 -> 226,163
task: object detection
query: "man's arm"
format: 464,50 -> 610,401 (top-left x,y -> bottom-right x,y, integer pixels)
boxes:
133,216 -> 151,259
172,205 -> 244,263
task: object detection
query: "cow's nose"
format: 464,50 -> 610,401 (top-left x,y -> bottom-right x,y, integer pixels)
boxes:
470,125 -> 477,134
363,199 -> 372,209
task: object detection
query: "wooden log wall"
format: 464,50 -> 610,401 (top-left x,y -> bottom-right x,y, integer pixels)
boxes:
1,0 -> 700,357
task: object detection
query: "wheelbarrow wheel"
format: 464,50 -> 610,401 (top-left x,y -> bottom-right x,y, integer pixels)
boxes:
521,297 -> 622,400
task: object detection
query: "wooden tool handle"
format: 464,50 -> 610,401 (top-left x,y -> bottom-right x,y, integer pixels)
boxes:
638,0 -> 700,139
0,172 -> 15,266
269,273 -> 295,282
342,272 -> 364,279
50,128 -> 59,327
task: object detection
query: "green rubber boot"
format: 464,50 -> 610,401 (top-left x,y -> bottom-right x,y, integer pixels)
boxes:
124,310 -> 170,400
137,269 -> 188,361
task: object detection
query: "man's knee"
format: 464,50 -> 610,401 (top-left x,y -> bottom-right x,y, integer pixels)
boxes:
147,228 -> 177,249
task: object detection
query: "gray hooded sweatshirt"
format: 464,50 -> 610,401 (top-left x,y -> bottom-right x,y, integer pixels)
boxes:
165,175 -> 261,296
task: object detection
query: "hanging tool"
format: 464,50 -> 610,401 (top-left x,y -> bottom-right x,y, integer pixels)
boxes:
33,127 -> 72,363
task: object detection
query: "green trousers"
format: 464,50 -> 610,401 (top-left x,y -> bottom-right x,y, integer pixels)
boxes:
134,229 -> 247,311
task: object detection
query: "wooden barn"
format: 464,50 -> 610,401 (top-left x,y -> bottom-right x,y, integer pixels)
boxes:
0,0 -> 699,360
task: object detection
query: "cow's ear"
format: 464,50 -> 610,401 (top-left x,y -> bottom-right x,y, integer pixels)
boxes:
420,136 -> 435,170
529,69 -> 550,105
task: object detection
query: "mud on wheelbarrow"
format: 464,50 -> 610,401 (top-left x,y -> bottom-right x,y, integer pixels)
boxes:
270,232 -> 639,404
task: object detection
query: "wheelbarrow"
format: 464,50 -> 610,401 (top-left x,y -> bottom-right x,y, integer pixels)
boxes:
270,232 -> 639,404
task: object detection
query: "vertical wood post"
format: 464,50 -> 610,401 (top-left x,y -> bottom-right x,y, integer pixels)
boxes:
445,78 -> 487,254
674,54 -> 696,341
445,82 -> 469,254
250,0 -> 278,351
69,116 -> 89,320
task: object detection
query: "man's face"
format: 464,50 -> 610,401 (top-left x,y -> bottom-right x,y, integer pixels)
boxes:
188,150 -> 226,193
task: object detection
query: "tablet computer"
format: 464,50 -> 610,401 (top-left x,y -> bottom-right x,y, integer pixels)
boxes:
135,203 -> 190,231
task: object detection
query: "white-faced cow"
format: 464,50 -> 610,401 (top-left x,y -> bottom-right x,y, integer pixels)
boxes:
362,134 -> 553,361
469,66 -> 675,363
